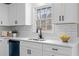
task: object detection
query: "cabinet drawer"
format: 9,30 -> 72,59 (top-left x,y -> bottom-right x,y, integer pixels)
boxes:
20,41 -> 42,49
43,51 -> 67,56
43,44 -> 72,55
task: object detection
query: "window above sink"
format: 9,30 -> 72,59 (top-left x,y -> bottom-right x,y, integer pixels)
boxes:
32,4 -> 54,33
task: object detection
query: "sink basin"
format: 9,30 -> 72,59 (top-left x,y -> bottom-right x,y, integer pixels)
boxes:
29,39 -> 45,41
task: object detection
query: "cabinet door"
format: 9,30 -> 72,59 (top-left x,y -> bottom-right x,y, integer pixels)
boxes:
20,45 -> 42,56
26,48 -> 42,56
17,3 -> 32,25
8,3 -> 17,26
17,3 -> 25,25
0,40 -> 9,56
53,3 -> 78,24
20,41 -> 42,56
9,3 -> 32,26
0,4 -> 8,26
0,40 -> 4,56
64,3 -> 78,23
2,40 -> 9,56
53,3 -> 64,23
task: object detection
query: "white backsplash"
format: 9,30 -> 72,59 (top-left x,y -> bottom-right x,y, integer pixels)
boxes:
32,24 -> 77,40
11,26 -> 32,37
10,24 -> 77,41
54,24 -> 77,41
0,26 -> 11,31
54,24 -> 77,32
10,25 -> 55,40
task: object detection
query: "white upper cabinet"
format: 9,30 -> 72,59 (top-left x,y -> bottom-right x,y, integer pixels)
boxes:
0,3 -> 79,26
0,4 -> 9,26
25,3 -> 32,25
53,3 -> 79,24
17,3 -> 32,25
16,3 -> 25,25
8,3 -> 32,26
64,4 -> 79,23
8,3 -> 17,25
53,3 -> 64,23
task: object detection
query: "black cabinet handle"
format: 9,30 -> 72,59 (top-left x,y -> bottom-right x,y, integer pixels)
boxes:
62,16 -> 64,21
52,48 -> 58,51
1,21 -> 3,24
15,20 -> 18,24
59,16 -> 61,21
27,49 -> 31,54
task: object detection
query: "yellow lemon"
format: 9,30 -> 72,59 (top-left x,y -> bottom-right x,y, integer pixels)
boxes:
59,34 -> 71,42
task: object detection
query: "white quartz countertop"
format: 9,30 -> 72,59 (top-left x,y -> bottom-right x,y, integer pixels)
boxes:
0,37 -> 79,47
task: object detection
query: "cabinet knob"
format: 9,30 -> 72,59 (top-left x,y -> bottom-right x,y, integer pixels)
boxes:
62,16 -> 64,21
15,20 -> 18,24
59,16 -> 61,21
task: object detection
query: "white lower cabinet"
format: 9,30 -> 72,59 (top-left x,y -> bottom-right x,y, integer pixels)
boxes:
42,44 -> 78,56
0,40 -> 9,56
20,41 -> 42,56
20,46 -> 42,56
20,41 -> 78,56
42,44 -> 72,56
0,40 -> 4,56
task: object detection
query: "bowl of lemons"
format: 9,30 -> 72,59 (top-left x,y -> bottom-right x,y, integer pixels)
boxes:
60,33 -> 71,42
